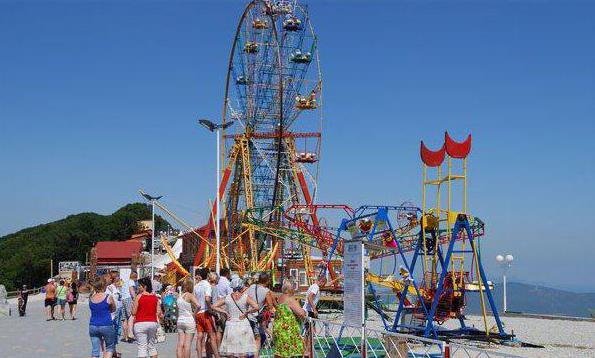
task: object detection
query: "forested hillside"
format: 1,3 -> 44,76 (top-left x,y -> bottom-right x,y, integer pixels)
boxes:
0,203 -> 169,291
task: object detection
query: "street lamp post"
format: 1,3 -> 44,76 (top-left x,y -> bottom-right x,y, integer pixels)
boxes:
496,254 -> 514,313
198,119 -> 234,274
139,190 -> 163,279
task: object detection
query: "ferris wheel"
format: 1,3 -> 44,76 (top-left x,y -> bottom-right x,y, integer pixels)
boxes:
216,0 -> 323,273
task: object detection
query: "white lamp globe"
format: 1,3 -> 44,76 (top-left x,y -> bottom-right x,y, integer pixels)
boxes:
496,255 -> 504,263
505,254 -> 514,263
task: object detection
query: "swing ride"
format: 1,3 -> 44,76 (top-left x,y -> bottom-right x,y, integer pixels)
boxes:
322,133 -> 511,341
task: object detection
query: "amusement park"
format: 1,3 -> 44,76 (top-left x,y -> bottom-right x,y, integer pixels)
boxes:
2,0 -> 595,357
130,0 -> 524,355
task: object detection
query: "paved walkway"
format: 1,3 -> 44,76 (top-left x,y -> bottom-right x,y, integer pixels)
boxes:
0,294 -> 178,358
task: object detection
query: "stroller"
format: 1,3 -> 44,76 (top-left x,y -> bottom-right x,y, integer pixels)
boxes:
161,292 -> 178,333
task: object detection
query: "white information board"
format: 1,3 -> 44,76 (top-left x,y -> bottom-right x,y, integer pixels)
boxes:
59,261 -> 80,273
343,240 -> 364,328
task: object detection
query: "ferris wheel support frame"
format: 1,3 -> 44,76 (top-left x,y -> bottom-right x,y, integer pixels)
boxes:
217,1 -> 322,273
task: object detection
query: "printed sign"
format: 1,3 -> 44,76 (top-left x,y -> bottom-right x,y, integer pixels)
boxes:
343,241 -> 364,328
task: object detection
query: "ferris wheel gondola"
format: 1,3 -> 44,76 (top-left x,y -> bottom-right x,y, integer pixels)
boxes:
283,16 -> 302,31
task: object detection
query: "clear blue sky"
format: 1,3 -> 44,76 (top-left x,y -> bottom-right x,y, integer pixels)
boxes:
1,1 -> 594,291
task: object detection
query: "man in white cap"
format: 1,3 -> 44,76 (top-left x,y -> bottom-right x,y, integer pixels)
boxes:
44,278 -> 57,321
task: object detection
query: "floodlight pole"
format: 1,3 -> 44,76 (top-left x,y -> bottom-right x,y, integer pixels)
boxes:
496,254 -> 514,313
215,126 -> 221,275
502,269 -> 507,312
151,198 -> 155,279
138,190 -> 162,280
198,119 -> 234,275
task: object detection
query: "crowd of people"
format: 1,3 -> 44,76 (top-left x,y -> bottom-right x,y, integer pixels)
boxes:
42,278 -> 79,320
82,267 -> 326,358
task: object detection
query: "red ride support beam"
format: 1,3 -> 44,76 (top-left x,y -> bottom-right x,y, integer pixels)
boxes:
295,171 -> 340,284
193,166 -> 234,267
223,131 -> 321,140
296,171 -> 319,227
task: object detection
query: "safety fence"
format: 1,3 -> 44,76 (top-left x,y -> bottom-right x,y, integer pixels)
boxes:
447,343 -> 524,358
260,317 -> 524,358
309,318 -> 445,358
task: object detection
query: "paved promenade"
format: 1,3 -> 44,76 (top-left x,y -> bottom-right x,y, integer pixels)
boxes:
0,294 -> 177,358
5,294 -> 595,358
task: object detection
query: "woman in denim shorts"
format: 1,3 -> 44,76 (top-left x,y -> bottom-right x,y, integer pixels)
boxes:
88,276 -> 117,358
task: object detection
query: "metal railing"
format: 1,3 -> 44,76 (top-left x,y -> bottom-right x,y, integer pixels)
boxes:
448,343 -> 524,358
256,317 -> 525,358
6,287 -> 42,299
309,318 -> 445,358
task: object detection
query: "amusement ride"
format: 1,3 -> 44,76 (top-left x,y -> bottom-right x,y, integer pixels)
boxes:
150,0 -> 513,344
323,133 -> 510,341
159,0 -> 328,284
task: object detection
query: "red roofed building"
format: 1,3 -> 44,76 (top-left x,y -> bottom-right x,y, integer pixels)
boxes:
94,241 -> 143,265
88,240 -> 145,280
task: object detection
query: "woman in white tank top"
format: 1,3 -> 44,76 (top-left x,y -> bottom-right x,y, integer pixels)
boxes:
211,277 -> 259,357
176,279 -> 200,358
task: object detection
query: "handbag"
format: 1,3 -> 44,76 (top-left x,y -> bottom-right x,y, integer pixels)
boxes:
66,291 -> 74,303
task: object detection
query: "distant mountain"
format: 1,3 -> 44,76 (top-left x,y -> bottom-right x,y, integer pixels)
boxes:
0,203 -> 170,291
466,282 -> 595,318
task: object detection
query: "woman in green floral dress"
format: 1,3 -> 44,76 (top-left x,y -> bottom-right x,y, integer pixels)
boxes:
273,278 -> 307,358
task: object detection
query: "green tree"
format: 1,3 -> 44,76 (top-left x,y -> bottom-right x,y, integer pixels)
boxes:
0,203 -> 170,291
